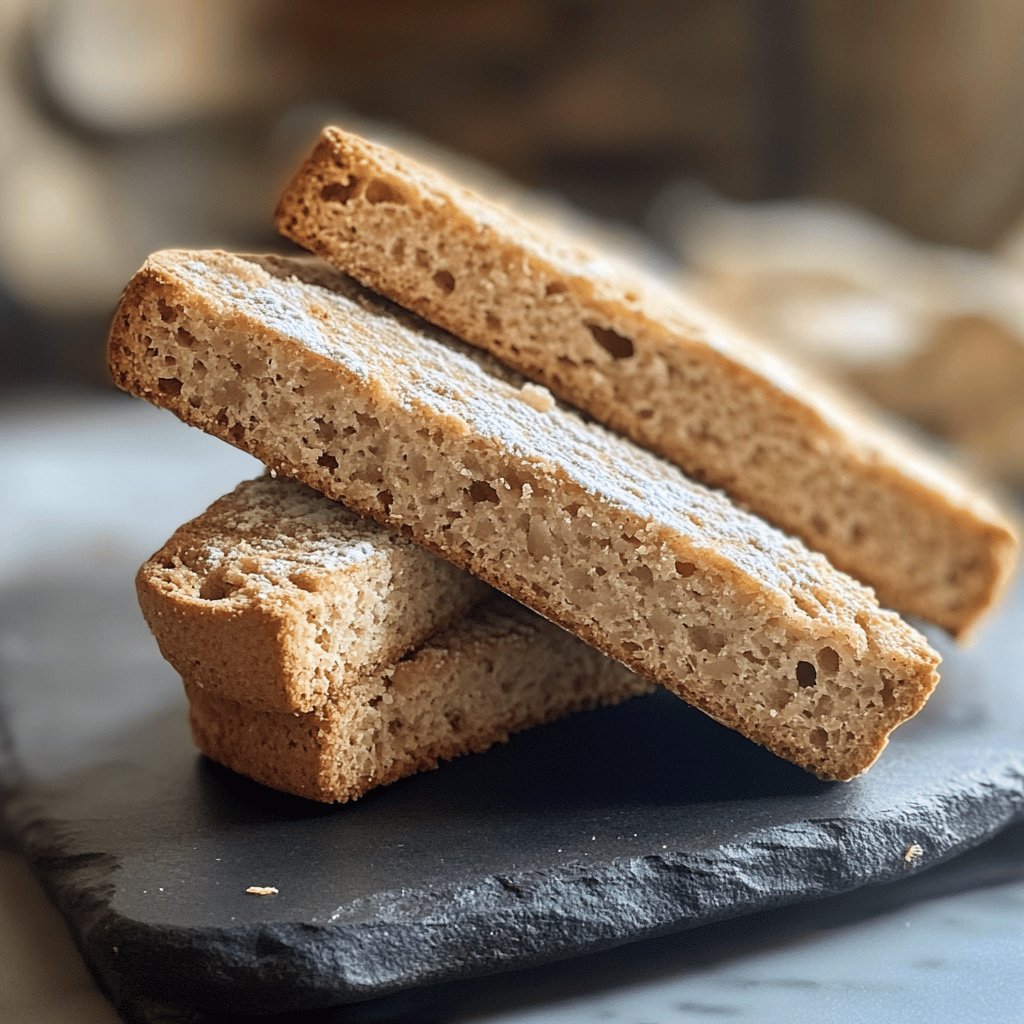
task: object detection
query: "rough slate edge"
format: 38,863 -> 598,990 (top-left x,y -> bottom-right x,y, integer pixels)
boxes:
94,820 -> 1024,1024
113,767 -> 1024,1015
1,570 -> 1023,1018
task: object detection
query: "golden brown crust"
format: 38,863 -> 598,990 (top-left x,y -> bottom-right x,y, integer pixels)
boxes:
275,126 -> 1018,636
108,249 -> 941,779
185,598 -> 652,803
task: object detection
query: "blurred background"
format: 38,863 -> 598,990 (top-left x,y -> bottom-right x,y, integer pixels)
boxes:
3,0 -> 1024,485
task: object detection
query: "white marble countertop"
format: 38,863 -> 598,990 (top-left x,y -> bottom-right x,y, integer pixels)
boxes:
1,391 -> 1022,1023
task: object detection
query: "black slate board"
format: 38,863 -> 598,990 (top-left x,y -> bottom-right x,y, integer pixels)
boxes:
98,820 -> 1024,1023
1,568 -> 1023,1017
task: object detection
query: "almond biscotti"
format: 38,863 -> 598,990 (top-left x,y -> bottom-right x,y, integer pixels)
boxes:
275,125 -> 1018,636
185,597 -> 650,803
109,250 -> 941,779
137,475 -> 490,713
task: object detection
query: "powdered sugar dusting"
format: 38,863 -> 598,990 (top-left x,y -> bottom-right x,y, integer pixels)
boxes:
179,477 -> 397,594
165,251 -> 900,617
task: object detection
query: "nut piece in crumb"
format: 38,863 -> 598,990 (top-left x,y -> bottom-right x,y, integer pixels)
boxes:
518,382 -> 555,413
245,885 -> 279,896
903,843 -> 924,865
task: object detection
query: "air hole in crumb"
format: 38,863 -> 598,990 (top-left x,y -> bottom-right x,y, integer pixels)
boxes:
796,660 -> 818,687
378,489 -> 394,513
880,670 -> 896,707
675,560 -> 696,577
365,178 -> 406,204
314,417 -> 336,442
157,299 -> 178,323
157,377 -> 182,395
390,239 -> 405,262
468,480 -> 499,504
290,574 -> 317,592
320,178 -> 359,204
432,270 -> 456,294
485,312 -> 501,330
527,517 -> 554,559
690,627 -> 725,655
545,281 -> 568,297
817,646 -> 841,674
631,565 -> 654,586
586,323 -> 635,359
809,727 -> 829,749
317,452 -> 339,471
198,574 -> 237,601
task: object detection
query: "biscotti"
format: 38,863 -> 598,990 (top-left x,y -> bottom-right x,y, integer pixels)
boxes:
185,596 -> 650,803
137,475 -> 490,713
109,249 -> 941,779
275,125 -> 1018,636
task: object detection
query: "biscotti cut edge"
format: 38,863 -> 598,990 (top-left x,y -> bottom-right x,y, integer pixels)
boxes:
107,249 -> 941,781
185,598 -> 652,803
274,125 -> 1018,637
137,476 -> 490,713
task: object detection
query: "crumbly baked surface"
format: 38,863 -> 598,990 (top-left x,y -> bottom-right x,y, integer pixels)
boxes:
108,249 -> 941,780
185,596 -> 651,803
137,475 -> 490,712
275,125 -> 1018,636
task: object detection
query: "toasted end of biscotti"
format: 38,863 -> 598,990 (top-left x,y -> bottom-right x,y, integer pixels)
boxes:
186,598 -> 653,803
275,124 -> 1018,635
109,249 -> 941,780
137,475 -> 490,712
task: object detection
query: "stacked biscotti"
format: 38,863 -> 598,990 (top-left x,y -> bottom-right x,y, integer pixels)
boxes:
111,126 -> 1019,800
139,476 -> 650,802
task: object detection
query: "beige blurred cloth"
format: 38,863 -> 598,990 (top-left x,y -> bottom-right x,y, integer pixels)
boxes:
676,197 -> 1024,486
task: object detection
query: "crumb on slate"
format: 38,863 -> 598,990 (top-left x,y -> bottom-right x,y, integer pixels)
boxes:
246,885 -> 279,895
903,843 -> 924,865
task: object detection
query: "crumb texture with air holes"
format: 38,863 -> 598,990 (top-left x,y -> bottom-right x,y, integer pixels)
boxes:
274,125 -> 1018,637
137,475 -> 490,713
110,249 -> 941,780
187,596 -> 650,803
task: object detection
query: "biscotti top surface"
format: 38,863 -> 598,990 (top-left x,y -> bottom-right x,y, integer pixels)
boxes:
297,127 -> 1018,558
138,249 -> 935,659
148,474 -> 403,593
